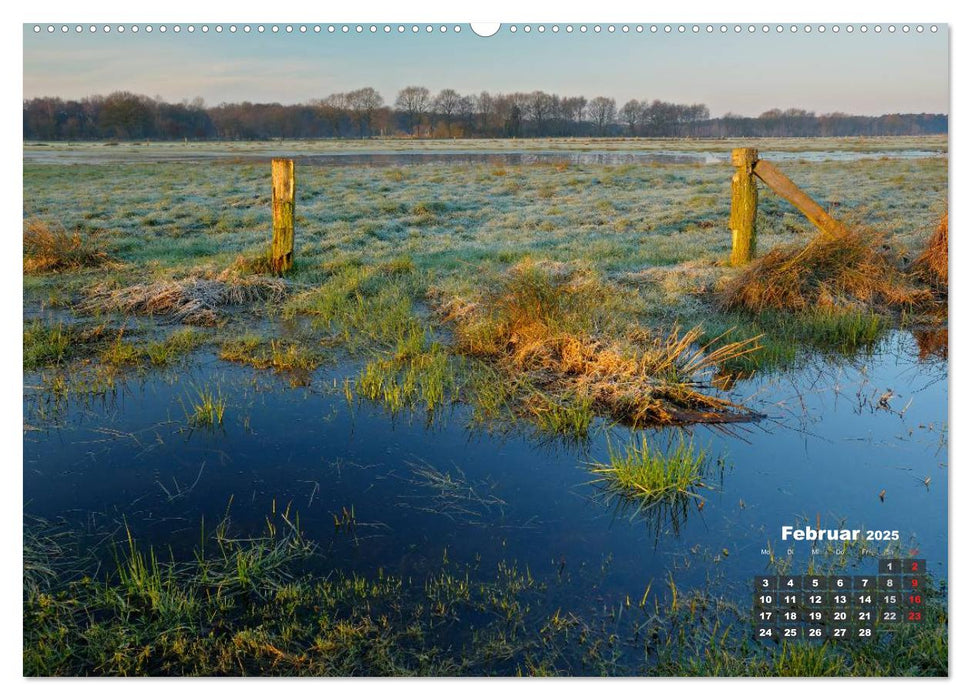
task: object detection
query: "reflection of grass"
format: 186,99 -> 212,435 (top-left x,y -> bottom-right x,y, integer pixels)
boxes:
591,433 -> 709,502
701,309 -> 888,375
23,512 -> 947,677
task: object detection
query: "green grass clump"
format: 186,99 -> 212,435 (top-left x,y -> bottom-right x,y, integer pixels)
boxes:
355,330 -> 457,415
220,335 -> 323,384
146,328 -> 204,366
100,334 -> 143,367
23,320 -> 73,370
592,433 -> 709,502
527,392 -> 595,441
23,319 -> 116,371
186,384 -> 226,427
285,264 -> 423,350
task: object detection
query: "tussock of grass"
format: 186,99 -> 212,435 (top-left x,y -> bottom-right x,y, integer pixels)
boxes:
186,384 -> 226,427
526,391 -> 595,441
220,336 -> 324,385
23,220 -> 109,273
913,213 -> 948,292
439,260 -> 760,426
100,331 -> 143,367
355,329 -> 456,415
717,227 -> 930,314
85,271 -> 289,326
591,433 -> 709,502
23,319 -> 114,370
285,263 -> 422,348
146,328 -> 204,366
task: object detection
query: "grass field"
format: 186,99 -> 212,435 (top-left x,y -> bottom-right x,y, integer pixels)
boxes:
24,140 -> 946,399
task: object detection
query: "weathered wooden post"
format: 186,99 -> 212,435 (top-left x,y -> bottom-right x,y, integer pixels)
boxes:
753,159 -> 847,238
271,158 -> 295,274
730,148 -> 759,266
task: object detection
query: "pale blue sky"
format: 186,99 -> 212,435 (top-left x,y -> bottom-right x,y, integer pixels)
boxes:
23,24 -> 949,116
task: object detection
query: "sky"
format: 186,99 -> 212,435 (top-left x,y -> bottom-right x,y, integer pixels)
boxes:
23,23 -> 949,117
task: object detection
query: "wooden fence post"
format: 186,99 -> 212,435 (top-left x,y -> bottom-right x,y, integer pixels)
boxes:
271,158 -> 295,274
730,148 -> 759,266
752,159 -> 847,239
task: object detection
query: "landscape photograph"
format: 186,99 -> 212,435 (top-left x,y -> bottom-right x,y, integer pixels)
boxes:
22,22 -> 948,677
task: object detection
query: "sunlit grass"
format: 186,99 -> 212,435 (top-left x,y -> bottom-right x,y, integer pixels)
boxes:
146,328 -> 204,366
591,433 -> 710,502
185,384 -> 226,427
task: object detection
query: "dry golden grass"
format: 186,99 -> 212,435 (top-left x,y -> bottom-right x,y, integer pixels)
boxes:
439,261 -> 760,426
914,213 -> 948,292
717,227 -> 931,314
225,250 -> 276,276
23,220 -> 109,273
84,270 -> 289,326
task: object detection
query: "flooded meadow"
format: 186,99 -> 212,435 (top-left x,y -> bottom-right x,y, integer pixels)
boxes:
22,137 -> 948,675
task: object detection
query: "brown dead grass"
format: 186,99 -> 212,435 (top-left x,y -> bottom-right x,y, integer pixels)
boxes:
717,227 -> 931,314
226,250 -> 276,276
913,213 -> 948,292
23,220 -> 109,273
84,270 -> 289,326
439,261 -> 760,426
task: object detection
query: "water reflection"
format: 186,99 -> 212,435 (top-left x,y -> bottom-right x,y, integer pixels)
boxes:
23,331 -> 947,607
23,148 -> 946,167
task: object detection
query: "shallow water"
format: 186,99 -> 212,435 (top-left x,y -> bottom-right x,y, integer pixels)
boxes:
22,147 -> 945,167
23,331 -> 947,610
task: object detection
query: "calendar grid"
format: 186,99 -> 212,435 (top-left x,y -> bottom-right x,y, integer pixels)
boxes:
754,559 -> 926,641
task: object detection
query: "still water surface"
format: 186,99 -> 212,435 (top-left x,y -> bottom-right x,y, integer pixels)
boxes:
23,331 -> 947,609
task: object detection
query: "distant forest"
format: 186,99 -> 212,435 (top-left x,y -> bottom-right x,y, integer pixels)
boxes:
23,88 -> 948,140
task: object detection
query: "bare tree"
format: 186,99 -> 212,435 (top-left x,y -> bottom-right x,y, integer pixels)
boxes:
620,99 -> 644,136
587,96 -> 616,136
394,85 -> 430,136
457,94 -> 476,136
347,87 -> 383,138
560,96 -> 587,134
433,88 -> 461,136
312,92 -> 348,137
476,91 -> 497,133
526,91 -> 558,136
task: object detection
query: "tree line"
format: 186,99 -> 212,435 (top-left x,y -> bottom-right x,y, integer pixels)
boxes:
23,89 -> 947,141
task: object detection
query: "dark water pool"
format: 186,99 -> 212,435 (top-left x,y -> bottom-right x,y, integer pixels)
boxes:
23,331 -> 947,609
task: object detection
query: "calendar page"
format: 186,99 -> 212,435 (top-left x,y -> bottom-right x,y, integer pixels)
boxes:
20,10 -> 949,681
